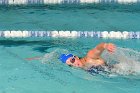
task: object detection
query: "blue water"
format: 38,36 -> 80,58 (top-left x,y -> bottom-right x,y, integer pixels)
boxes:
0,4 -> 140,31
0,4 -> 140,93
0,38 -> 140,93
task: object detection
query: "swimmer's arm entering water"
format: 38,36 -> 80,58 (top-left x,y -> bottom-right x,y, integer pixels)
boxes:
87,43 -> 116,59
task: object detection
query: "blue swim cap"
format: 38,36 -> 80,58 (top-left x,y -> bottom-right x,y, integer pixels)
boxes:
60,54 -> 73,63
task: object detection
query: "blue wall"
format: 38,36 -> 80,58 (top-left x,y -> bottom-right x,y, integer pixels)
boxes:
27,0 -> 44,4
62,0 -> 80,4
0,0 -> 8,4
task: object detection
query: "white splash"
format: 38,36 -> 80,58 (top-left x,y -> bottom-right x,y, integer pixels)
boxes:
102,47 -> 140,75
41,48 -> 69,64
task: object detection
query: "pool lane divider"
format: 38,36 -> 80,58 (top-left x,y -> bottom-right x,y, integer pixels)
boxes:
0,0 -> 139,5
0,31 -> 140,39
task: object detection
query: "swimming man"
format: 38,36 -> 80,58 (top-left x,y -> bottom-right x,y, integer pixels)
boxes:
60,43 -> 116,70
26,42 -> 115,70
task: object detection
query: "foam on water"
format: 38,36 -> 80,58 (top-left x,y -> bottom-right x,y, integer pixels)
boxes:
102,47 -> 140,75
41,48 -> 69,64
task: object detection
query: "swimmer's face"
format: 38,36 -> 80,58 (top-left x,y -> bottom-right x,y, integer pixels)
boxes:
66,56 -> 83,67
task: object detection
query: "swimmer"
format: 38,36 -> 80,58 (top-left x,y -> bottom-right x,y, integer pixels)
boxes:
26,43 -> 116,70
60,43 -> 116,70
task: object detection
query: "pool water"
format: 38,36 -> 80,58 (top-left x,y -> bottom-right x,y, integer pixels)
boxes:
0,4 -> 140,31
0,3 -> 140,93
0,38 -> 140,93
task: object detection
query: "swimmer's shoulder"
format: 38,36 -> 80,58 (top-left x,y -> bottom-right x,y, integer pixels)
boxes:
79,56 -> 87,64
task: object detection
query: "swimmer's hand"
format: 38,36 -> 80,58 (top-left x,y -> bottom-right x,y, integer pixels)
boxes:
104,43 -> 116,53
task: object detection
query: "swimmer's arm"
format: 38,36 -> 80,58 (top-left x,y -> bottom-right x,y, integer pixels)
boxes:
25,56 -> 42,61
87,43 -> 116,58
